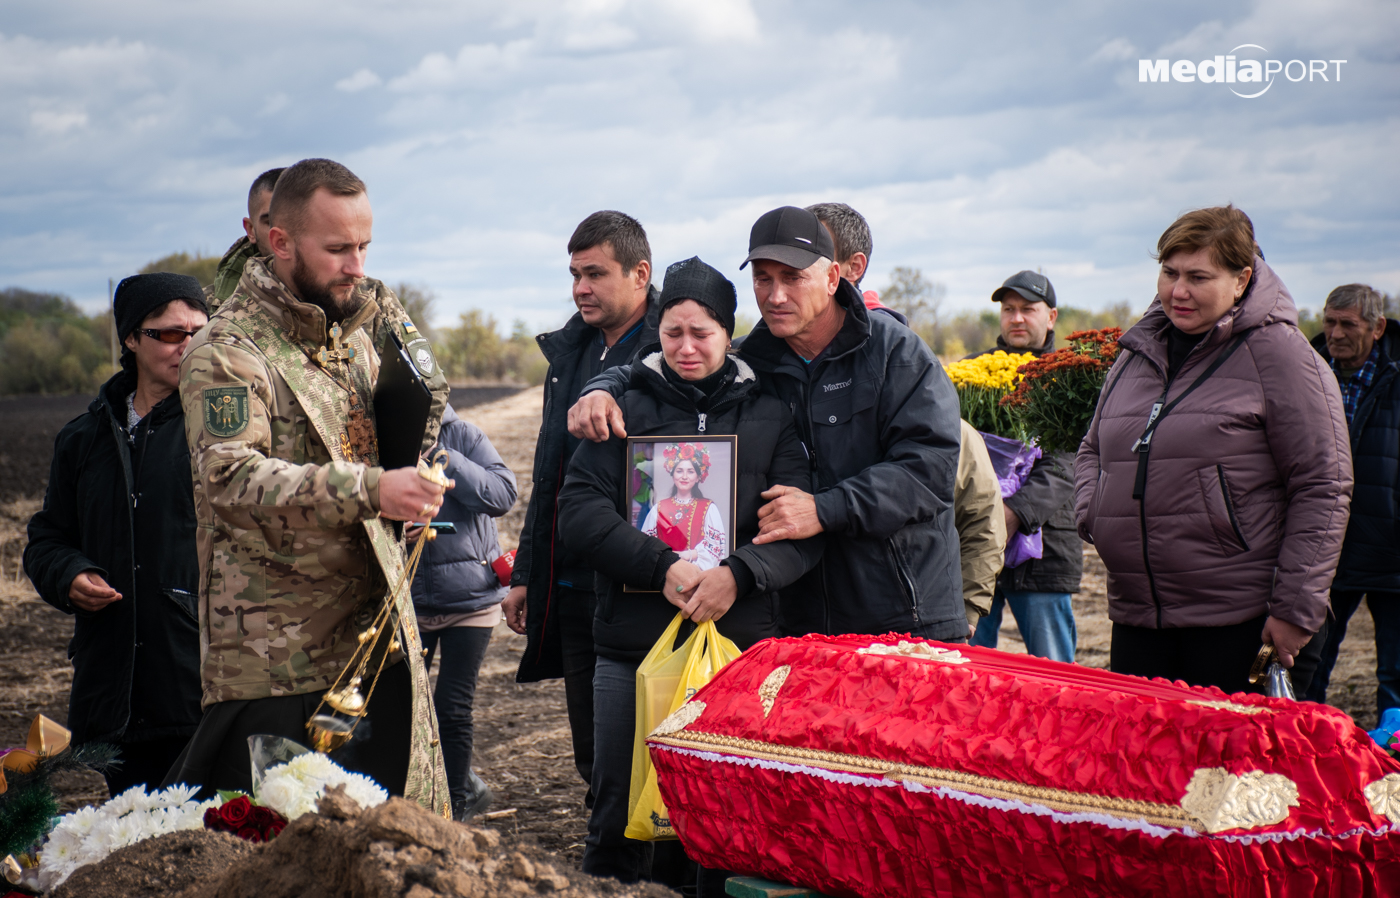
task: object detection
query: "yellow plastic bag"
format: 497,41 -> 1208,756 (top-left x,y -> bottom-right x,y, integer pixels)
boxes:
624,611 -> 741,840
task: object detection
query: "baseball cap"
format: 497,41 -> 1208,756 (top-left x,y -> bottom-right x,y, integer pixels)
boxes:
740,206 -> 837,271
991,270 -> 1056,308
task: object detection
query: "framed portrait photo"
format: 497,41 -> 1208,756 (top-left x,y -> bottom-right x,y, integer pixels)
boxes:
623,435 -> 738,591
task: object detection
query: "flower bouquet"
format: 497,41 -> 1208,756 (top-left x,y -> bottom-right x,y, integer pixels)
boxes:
35,784 -> 221,890
943,351 -> 1035,441
946,351 -> 1043,566
1001,328 -> 1122,454
254,751 -> 387,821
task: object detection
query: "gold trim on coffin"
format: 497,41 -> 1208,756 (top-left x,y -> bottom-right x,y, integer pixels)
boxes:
651,730 -> 1297,832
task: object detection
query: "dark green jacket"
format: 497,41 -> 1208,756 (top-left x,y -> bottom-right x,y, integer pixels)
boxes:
206,236 -> 259,311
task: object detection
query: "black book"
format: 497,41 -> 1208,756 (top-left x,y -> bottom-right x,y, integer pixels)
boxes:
373,329 -> 433,471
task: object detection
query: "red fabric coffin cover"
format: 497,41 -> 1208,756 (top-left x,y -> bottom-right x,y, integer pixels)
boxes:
647,634 -> 1400,898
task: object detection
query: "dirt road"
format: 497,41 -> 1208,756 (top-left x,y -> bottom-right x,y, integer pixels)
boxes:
0,385 -> 1382,865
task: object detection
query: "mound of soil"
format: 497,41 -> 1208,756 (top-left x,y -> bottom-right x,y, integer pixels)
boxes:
48,787 -> 677,898
49,828 -> 254,898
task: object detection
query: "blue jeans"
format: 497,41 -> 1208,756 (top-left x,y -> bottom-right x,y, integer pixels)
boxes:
971,588 -> 1077,663
1305,589 -> 1400,718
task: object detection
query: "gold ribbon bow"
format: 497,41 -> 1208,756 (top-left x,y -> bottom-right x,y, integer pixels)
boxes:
0,715 -> 70,795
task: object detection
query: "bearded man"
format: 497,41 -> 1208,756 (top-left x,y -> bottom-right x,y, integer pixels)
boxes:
169,158 -> 451,808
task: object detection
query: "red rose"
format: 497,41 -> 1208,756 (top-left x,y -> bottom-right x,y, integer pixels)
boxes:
220,795 -> 253,828
266,819 -> 286,839
203,806 -> 224,830
250,806 -> 275,827
236,825 -> 263,842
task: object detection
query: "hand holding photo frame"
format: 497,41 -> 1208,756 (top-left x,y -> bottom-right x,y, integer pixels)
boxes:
625,436 -> 737,591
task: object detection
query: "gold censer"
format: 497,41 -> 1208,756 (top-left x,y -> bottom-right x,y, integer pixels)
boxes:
307,450 -> 450,752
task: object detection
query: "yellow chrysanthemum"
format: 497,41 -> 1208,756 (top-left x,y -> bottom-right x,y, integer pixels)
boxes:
944,351 -> 1036,392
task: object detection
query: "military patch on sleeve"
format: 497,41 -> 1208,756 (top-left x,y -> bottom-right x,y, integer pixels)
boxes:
204,385 -> 250,438
403,325 -> 438,378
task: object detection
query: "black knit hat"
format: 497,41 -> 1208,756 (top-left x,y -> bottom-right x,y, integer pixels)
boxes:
659,257 -> 737,334
114,273 -> 209,344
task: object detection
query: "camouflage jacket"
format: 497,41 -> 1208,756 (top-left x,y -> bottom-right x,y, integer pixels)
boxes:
180,258 -> 449,810
205,236 -> 259,311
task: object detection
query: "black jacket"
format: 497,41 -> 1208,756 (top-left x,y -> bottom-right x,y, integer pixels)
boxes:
585,280 -> 965,641
512,288 -> 660,682
968,332 -> 1084,594
1312,322 -> 1400,591
557,351 -> 823,663
23,369 -> 203,745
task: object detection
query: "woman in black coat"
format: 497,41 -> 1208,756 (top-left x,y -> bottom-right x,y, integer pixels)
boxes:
24,274 -> 208,796
557,257 -> 823,887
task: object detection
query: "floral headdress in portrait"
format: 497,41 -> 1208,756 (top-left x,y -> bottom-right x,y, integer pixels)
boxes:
662,442 -> 711,482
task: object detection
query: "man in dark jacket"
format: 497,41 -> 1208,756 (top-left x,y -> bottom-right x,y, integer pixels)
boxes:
24,273 -> 208,796
569,206 -> 965,641
1305,284 -> 1400,715
500,211 -> 659,795
968,271 -> 1083,662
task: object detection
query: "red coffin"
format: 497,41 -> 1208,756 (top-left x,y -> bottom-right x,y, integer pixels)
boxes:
647,634 -> 1400,897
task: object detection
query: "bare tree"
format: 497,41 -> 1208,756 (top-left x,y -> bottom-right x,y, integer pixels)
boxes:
878,266 -> 946,346
393,282 -> 439,347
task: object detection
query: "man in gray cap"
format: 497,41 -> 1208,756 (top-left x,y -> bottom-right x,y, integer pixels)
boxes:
568,206 -> 966,643
25,274 -> 209,794
966,270 -> 1083,662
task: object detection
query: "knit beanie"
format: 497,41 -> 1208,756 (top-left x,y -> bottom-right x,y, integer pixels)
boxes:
114,273 -> 209,344
659,257 -> 737,334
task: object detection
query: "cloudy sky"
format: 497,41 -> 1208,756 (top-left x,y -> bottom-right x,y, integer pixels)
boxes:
2,0 -> 1397,333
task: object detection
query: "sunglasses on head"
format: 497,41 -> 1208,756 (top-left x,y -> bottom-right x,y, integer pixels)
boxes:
139,327 -> 200,344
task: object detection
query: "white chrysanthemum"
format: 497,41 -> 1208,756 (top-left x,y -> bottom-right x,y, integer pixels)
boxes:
64,805 -> 100,836
103,785 -> 147,816
258,754 -> 388,820
159,783 -> 200,807
257,777 -> 305,817
38,783 -> 216,887
341,774 -> 388,809
108,814 -> 145,848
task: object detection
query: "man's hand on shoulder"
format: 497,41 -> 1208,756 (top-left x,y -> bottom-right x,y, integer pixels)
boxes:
753,485 -> 824,544
69,571 -> 121,613
568,391 -> 627,442
378,468 -> 453,522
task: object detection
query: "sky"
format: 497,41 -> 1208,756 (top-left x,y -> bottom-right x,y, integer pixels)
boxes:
2,0 -> 1397,334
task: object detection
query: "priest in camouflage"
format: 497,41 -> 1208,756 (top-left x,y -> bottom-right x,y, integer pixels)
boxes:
172,158 -> 451,812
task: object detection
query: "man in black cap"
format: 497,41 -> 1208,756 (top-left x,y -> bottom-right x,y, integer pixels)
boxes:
569,206 -> 966,642
25,274 -> 209,795
966,270 -> 1083,662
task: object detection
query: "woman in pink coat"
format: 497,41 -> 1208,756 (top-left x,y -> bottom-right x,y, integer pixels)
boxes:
1075,205 -> 1352,695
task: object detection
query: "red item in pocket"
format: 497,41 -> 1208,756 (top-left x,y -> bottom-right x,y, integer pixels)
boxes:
491,550 -> 515,587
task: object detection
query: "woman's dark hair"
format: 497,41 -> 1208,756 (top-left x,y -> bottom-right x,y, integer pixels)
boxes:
670,457 -> 705,500
1154,205 -> 1261,273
